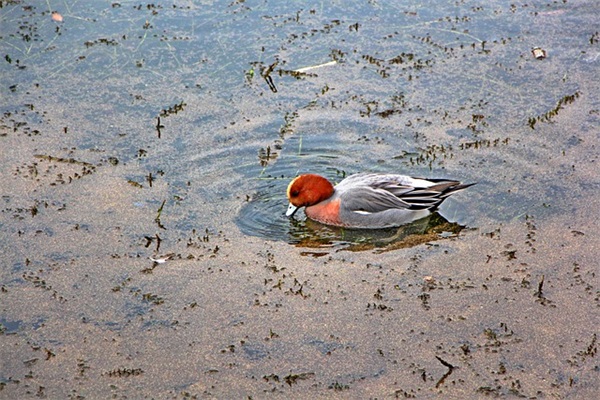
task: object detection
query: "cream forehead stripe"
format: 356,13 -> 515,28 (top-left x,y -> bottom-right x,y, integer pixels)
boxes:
286,177 -> 299,198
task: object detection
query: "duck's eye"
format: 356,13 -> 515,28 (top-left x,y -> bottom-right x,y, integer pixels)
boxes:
290,190 -> 300,197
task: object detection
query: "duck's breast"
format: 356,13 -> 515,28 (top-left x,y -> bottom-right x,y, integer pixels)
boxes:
304,198 -> 344,226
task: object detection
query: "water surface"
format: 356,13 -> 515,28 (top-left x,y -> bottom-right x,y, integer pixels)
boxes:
1,1 -> 598,398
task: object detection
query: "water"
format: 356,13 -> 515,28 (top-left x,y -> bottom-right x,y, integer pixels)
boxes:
1,1 -> 599,398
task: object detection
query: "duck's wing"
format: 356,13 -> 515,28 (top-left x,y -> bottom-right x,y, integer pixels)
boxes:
340,186 -> 413,213
340,180 -> 472,213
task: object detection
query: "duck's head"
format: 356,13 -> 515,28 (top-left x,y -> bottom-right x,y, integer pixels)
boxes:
286,174 -> 335,217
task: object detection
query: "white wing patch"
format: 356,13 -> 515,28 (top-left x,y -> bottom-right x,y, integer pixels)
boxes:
352,210 -> 372,215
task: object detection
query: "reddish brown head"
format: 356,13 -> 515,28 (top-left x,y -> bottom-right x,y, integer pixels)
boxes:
286,174 -> 335,208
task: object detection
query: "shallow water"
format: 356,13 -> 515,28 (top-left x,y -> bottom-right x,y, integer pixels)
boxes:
1,1 -> 599,398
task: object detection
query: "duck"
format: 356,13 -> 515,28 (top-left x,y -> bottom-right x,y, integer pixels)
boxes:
286,173 -> 475,229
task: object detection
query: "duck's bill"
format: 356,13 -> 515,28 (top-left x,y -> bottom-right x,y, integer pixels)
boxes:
286,203 -> 300,217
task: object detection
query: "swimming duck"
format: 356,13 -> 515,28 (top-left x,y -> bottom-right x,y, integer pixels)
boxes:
286,173 -> 474,229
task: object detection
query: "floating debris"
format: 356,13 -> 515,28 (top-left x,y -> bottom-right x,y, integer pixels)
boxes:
527,90 -> 580,129
531,47 -> 547,59
159,101 -> 186,117
155,116 -> 164,138
149,253 -> 175,264
155,200 -> 166,229
262,61 -> 279,93
51,12 -> 63,23
293,60 -> 337,73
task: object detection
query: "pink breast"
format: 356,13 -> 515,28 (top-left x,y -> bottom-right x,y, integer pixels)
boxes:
305,199 -> 344,226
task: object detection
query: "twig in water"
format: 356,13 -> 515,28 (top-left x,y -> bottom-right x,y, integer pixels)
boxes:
435,356 -> 456,388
